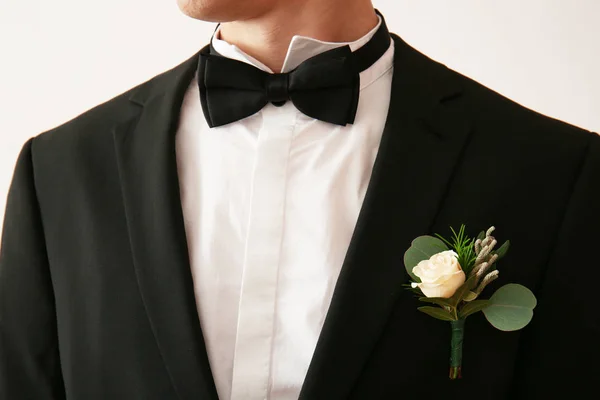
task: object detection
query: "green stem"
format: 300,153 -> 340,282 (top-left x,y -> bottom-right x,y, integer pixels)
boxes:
449,318 -> 465,380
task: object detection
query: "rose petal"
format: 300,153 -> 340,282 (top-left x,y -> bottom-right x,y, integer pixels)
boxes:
418,282 -> 447,298
418,270 -> 466,298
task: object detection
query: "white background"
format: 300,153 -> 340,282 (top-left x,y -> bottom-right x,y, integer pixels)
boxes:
1,0 -> 599,232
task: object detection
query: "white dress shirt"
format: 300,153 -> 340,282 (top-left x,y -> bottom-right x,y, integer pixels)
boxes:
175,15 -> 395,400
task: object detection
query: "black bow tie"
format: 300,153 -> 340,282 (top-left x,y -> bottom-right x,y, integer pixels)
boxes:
197,9 -> 391,128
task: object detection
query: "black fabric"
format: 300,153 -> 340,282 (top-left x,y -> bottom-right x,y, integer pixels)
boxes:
197,9 -> 390,127
1,29 -> 600,400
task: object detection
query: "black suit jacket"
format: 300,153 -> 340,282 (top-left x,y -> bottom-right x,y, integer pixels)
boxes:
1,33 -> 599,400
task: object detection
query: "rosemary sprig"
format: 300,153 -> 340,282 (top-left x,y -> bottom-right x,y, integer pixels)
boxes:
435,224 -> 477,274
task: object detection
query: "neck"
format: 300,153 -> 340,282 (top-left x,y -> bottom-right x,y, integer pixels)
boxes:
218,0 -> 378,73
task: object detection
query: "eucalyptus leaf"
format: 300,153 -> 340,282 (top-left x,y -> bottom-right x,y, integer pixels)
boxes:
403,236 -> 449,282
418,297 -> 453,308
449,274 -> 479,307
493,240 -> 511,260
417,306 -> 456,321
482,284 -> 537,331
459,300 -> 491,319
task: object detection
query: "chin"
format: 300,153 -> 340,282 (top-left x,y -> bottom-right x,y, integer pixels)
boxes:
176,0 -> 273,22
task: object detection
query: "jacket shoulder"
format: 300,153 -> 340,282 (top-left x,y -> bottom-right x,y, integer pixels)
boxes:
444,63 -> 596,145
32,79 -> 148,149
29,51 -> 199,155
391,33 -> 596,149
22,51 -> 200,191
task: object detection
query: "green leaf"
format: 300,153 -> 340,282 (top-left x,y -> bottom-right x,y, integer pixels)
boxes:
417,306 -> 457,321
482,284 -> 537,331
463,291 -> 478,302
418,297 -> 453,307
459,300 -> 491,318
448,274 -> 479,307
476,230 -> 486,241
493,240 -> 511,260
441,225 -> 477,274
403,236 -> 449,282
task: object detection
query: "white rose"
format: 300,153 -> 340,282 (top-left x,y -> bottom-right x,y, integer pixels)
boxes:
410,250 -> 465,298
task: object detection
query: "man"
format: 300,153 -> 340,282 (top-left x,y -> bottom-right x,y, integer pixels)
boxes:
1,0 -> 598,399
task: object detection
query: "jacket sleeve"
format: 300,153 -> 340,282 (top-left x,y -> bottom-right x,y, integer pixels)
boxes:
0,137 -> 66,399
512,131 -> 600,396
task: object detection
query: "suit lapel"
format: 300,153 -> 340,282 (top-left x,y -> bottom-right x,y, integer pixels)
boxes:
113,48 -> 219,400
299,33 -> 473,399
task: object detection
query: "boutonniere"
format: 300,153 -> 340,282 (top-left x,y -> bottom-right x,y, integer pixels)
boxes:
404,225 -> 537,379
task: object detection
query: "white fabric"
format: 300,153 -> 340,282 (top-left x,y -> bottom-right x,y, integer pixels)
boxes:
175,14 -> 395,400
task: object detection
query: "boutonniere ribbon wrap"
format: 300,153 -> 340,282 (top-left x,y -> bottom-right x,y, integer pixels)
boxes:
404,226 -> 537,379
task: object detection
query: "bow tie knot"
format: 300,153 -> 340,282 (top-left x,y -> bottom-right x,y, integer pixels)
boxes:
265,73 -> 289,107
197,8 -> 390,127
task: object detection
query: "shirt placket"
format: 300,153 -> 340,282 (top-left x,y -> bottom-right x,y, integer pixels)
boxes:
230,103 -> 297,400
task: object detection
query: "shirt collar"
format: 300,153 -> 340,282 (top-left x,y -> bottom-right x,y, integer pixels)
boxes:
211,14 -> 383,74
